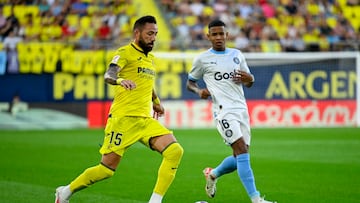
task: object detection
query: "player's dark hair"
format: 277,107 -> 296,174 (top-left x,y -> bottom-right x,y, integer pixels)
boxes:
133,15 -> 157,31
208,19 -> 226,29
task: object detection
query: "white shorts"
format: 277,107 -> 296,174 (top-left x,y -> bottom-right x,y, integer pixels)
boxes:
214,109 -> 251,146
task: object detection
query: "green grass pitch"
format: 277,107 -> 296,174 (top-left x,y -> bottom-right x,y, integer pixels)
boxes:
0,127 -> 359,203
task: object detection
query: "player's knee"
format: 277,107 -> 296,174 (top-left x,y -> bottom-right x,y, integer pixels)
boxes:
162,142 -> 184,162
98,163 -> 115,179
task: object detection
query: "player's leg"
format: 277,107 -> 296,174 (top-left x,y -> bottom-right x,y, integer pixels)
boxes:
55,116 -> 130,203
225,111 -> 261,201
55,153 -> 119,203
70,153 -> 119,192
203,115 -> 243,198
149,134 -> 183,203
210,155 -> 237,178
231,112 -> 276,203
232,138 -> 276,203
232,137 -> 261,200
203,155 -> 237,198
140,117 -> 183,203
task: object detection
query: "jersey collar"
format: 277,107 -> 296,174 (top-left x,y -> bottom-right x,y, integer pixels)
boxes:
210,48 -> 228,54
131,43 -> 145,54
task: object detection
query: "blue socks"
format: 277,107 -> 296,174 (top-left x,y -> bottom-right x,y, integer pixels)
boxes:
211,153 -> 260,199
212,155 -> 237,177
236,153 -> 260,198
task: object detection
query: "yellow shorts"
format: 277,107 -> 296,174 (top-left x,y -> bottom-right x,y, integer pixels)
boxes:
99,115 -> 172,156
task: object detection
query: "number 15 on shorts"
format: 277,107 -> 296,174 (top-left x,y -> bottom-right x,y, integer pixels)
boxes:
109,131 -> 122,145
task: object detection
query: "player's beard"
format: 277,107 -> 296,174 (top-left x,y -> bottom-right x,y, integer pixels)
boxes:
138,37 -> 153,54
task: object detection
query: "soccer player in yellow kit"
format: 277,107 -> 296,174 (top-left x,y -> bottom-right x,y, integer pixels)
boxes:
55,15 -> 184,203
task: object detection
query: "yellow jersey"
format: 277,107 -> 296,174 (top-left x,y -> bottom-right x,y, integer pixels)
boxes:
109,43 -> 156,118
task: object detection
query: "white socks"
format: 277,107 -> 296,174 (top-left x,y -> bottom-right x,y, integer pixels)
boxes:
61,185 -> 72,200
149,192 -> 163,203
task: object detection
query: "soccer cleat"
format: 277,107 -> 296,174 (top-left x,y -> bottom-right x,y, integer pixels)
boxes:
55,186 -> 69,203
252,196 -> 277,203
203,167 -> 217,198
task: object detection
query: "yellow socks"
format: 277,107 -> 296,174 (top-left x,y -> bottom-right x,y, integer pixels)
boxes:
153,142 -> 184,195
69,163 -> 114,193
67,143 -> 183,200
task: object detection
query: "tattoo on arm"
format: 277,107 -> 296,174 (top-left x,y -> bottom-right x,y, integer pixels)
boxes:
104,63 -> 120,85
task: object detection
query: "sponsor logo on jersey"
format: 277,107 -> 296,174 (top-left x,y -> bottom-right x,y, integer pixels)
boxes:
233,57 -> 240,64
214,69 -> 236,80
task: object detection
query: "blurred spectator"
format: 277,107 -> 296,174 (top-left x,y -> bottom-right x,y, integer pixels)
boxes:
70,0 -> 88,17
259,0 -> 276,18
3,29 -> 22,51
280,32 -> 305,52
283,0 -> 298,15
234,30 -> 250,51
97,19 -> 111,40
76,30 -> 94,50
102,8 -> 117,28
60,18 -> 77,40
8,93 -> 28,116
319,16 -> 333,36
40,14 -> 62,41
172,17 -> 191,51
50,0 -> 64,16
237,1 -> 254,19
0,0 -> 357,53
3,29 -> 22,74
38,0 -> 50,15
189,0 -> 204,16
189,16 -> 206,49
0,6 -> 20,40
20,13 -> 41,41
213,0 -> 228,14
0,8 -> 7,38
176,0 -> 193,16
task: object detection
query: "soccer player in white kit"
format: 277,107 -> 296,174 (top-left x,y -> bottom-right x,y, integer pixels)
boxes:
186,19 -> 276,203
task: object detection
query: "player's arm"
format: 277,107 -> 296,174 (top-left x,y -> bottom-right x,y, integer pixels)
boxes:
152,89 -> 164,118
104,63 -> 120,85
233,70 -> 254,88
186,79 -> 211,99
104,63 -> 136,90
235,52 -> 254,88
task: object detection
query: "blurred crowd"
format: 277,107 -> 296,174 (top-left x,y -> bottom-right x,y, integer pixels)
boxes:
0,0 -> 359,53
0,0 -> 137,51
161,0 -> 360,52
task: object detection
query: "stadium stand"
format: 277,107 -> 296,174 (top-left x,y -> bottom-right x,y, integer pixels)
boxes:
0,0 -> 358,53
158,0 -> 360,52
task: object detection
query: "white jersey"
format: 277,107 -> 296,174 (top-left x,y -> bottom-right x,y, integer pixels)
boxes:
188,48 -> 252,115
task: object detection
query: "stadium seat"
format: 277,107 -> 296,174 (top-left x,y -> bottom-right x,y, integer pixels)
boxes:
185,15 -> 197,27
326,16 -> 337,28
306,1 -> 320,16
343,6 -> 354,18
349,18 -> 359,31
80,16 -> 91,29
66,14 -> 79,27
260,40 -> 282,52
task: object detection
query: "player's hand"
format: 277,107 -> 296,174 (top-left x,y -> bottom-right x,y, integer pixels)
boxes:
153,103 -> 165,119
233,70 -> 254,84
199,88 -> 211,99
119,80 -> 136,90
